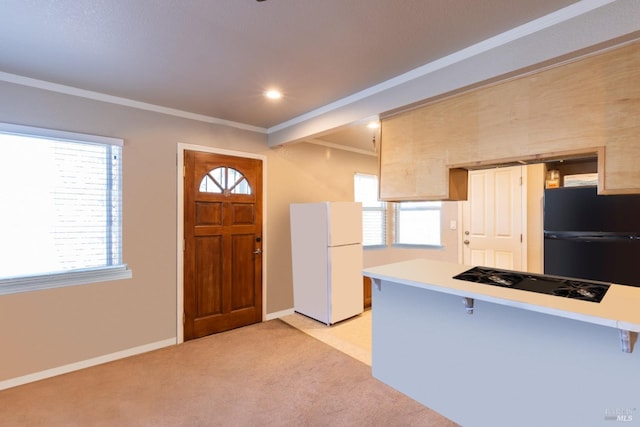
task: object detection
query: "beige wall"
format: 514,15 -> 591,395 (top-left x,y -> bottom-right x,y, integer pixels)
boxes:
363,201 -> 460,268
266,142 -> 381,311
0,81 -> 267,381
281,144 -> 460,269
526,164 -> 546,273
0,82 -> 460,383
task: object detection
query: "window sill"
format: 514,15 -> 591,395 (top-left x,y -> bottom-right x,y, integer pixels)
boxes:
392,244 -> 444,250
0,265 -> 132,295
363,245 -> 388,250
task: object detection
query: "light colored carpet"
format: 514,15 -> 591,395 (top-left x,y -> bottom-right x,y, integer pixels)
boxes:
280,310 -> 372,366
0,319 -> 458,426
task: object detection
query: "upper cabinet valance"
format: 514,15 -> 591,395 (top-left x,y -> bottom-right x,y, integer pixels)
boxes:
379,40 -> 640,201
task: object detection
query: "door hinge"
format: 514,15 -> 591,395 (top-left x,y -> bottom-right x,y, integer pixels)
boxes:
520,234 -> 523,243
183,313 -> 185,325
183,239 -> 186,252
519,176 -> 523,186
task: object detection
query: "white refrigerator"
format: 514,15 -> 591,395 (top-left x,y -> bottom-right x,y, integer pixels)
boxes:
290,202 -> 364,325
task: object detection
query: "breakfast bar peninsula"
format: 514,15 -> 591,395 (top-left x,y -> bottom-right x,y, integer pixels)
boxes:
363,259 -> 640,427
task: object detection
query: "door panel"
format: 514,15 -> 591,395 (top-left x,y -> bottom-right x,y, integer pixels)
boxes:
469,250 -> 487,266
231,203 -> 255,225
495,171 -> 513,237
195,236 -> 223,316
195,202 -> 222,225
495,251 -> 514,268
184,150 -> 263,340
463,166 -> 524,270
231,233 -> 256,310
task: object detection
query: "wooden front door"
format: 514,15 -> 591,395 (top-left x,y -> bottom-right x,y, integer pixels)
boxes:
183,150 -> 263,340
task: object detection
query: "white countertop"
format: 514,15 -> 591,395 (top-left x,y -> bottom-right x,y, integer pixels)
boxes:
363,258 -> 640,333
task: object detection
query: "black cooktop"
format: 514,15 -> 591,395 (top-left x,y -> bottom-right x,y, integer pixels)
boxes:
453,266 -> 610,303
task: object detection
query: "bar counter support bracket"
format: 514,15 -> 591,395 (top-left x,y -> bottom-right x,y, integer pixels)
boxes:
462,297 -> 474,314
618,329 -> 636,353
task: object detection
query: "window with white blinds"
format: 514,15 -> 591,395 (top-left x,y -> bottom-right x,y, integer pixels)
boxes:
354,173 -> 386,247
0,123 -> 131,295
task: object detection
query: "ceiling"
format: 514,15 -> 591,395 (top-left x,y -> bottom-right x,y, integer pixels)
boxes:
0,0 -> 626,152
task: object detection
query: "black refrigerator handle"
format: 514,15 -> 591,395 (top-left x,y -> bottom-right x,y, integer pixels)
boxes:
544,231 -> 640,241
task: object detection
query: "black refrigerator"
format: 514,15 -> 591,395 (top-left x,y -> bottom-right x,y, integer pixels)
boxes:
544,186 -> 640,287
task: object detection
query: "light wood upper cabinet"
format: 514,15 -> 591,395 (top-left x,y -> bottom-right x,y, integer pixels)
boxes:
379,92 -> 471,201
379,40 -> 640,201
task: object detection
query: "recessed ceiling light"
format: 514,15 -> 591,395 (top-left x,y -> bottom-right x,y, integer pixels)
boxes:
264,89 -> 283,100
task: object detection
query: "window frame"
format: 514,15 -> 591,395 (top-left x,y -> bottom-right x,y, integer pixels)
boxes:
354,173 -> 387,249
0,122 -> 131,295
199,166 -> 252,195
392,201 -> 443,248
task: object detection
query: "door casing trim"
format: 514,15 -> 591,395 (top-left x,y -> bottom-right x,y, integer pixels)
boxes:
176,143 -> 267,344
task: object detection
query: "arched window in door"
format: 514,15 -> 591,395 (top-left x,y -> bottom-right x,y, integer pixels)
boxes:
199,167 -> 252,195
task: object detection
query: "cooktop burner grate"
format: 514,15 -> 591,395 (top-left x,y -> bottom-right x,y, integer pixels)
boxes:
453,266 -> 610,303
551,281 -> 609,302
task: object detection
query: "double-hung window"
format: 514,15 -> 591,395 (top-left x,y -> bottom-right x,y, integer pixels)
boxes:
354,173 -> 387,248
354,174 -> 443,248
393,201 -> 442,247
0,123 -> 131,295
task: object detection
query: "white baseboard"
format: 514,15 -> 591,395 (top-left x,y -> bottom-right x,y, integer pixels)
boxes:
0,337 -> 176,391
2,312 -> 297,391
266,308 -> 294,320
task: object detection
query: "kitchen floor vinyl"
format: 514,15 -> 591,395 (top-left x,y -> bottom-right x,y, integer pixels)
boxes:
280,309 -> 371,366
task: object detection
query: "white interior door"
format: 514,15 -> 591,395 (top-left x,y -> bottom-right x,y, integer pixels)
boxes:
462,166 -> 525,270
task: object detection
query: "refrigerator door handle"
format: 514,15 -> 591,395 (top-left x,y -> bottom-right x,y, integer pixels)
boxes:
544,231 -> 640,241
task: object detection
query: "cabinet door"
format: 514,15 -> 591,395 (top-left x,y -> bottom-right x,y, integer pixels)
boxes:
379,112 -> 468,201
363,276 -> 372,309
